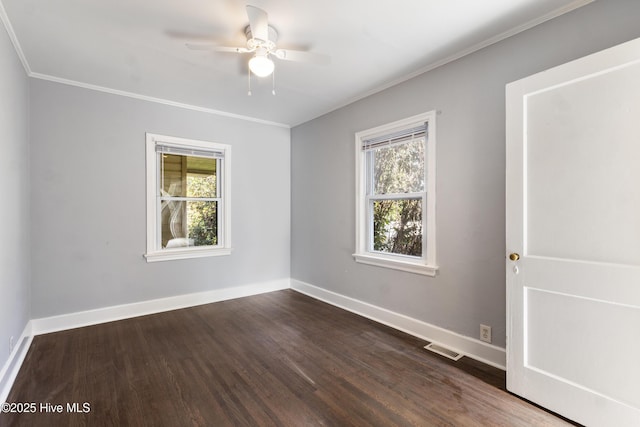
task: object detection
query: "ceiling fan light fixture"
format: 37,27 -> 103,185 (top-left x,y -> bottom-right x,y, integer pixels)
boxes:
249,53 -> 274,77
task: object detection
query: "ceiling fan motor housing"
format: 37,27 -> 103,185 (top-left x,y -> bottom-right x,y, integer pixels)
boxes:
245,25 -> 278,51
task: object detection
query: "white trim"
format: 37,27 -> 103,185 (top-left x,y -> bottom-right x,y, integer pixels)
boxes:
0,322 -> 33,403
2,278 -> 506,401
31,279 -> 290,336
29,72 -> 290,129
143,247 -> 233,262
375,0 -> 596,95
1,280 -> 287,400
145,133 -> 232,262
354,111 -> 437,274
289,0 -> 595,127
1,0 -> 590,131
353,253 -> 438,277
0,1 -> 32,75
291,279 -> 506,370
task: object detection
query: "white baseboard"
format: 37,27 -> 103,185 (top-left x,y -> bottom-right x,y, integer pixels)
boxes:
291,279 -> 506,370
3,276 -> 504,404
31,279 -> 290,335
0,321 -> 33,403
1,279 -> 287,403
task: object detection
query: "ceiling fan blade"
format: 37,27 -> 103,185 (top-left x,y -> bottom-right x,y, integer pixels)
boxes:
274,49 -> 330,65
186,43 -> 251,54
246,5 -> 269,42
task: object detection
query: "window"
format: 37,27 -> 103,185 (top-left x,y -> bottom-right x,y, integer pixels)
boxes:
353,112 -> 437,276
144,133 -> 231,262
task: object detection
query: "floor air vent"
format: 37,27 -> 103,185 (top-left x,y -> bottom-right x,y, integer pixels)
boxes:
424,343 -> 463,361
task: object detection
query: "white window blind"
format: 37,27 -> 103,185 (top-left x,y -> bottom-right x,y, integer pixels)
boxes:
361,123 -> 427,151
155,144 -> 224,159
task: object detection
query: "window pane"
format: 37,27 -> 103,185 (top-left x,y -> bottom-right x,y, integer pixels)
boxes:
373,138 -> 424,194
187,172 -> 217,198
161,200 -> 218,248
187,200 -> 218,246
160,154 -> 217,197
372,199 -> 422,256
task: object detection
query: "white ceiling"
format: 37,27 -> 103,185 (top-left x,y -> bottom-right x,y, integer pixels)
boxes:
1,0 -> 591,127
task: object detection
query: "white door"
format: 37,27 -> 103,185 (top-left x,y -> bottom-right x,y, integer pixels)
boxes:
506,37 -> 640,427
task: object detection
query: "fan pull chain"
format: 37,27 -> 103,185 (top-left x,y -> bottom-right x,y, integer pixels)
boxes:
247,67 -> 252,96
247,65 -> 277,96
272,69 -> 276,95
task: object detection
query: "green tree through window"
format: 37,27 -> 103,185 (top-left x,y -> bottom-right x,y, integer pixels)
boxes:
370,136 -> 425,256
187,174 -> 218,246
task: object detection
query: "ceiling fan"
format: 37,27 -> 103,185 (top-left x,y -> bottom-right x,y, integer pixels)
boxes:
186,5 -> 329,94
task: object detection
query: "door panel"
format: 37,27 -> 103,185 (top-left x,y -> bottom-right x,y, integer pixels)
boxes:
506,37 -> 640,427
527,288 -> 640,408
526,62 -> 640,265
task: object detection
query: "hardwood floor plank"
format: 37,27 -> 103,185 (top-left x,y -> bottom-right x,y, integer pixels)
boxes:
1,290 -> 578,426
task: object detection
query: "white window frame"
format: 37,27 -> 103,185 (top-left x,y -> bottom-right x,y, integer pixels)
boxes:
353,111 -> 438,276
144,133 -> 232,262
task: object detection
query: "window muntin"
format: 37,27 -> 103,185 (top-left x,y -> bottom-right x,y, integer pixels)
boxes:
354,112 -> 437,276
145,134 -> 231,262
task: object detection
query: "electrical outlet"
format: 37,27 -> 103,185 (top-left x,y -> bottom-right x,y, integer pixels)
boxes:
480,324 -> 492,343
9,336 -> 14,353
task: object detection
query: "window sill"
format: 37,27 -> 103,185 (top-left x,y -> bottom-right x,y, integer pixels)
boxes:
144,247 -> 232,263
353,253 -> 438,277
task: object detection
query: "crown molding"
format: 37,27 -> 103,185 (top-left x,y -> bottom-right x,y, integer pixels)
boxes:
0,0 -> 31,75
2,0 -> 594,129
292,0 -> 596,127
1,2 -> 289,129
29,72 -> 291,128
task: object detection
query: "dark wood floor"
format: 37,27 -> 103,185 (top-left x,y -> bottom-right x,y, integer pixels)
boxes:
2,290 -> 576,426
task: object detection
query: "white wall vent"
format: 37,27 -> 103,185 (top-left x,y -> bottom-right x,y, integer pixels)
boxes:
424,342 -> 464,361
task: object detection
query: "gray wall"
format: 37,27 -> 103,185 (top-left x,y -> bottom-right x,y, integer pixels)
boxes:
0,21 -> 30,367
291,0 -> 640,348
30,80 -> 290,318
